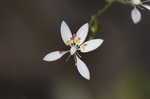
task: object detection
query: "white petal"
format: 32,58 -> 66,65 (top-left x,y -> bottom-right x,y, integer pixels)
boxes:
43,51 -> 68,62
74,23 -> 89,45
80,39 -> 104,53
142,4 -> 150,10
61,21 -> 73,46
75,55 -> 90,80
131,7 -> 142,24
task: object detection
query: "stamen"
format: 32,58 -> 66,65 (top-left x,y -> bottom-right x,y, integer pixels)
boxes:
73,33 -> 76,38
84,44 -> 87,46
76,40 -> 81,43
76,52 -> 83,59
70,37 -> 73,40
78,37 -> 81,40
65,55 -> 71,62
74,55 -> 77,64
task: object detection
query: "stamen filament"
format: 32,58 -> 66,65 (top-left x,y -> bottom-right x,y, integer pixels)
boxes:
76,52 -> 83,59
74,55 -> 77,64
65,55 -> 71,62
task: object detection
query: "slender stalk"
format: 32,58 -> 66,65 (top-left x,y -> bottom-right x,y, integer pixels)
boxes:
95,2 -> 112,17
88,2 -> 112,39
116,0 -> 132,5
89,2 -> 112,25
88,0 -> 132,39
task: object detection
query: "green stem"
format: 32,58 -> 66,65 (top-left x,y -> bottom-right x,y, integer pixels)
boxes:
95,2 -> 112,17
89,2 -> 112,27
88,2 -> 112,40
88,0 -> 132,40
116,0 -> 132,5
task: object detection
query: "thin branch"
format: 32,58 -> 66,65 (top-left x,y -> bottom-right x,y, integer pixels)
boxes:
96,2 -> 112,17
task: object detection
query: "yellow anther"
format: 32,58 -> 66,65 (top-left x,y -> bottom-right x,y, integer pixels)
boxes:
76,40 -> 80,44
66,40 -> 72,44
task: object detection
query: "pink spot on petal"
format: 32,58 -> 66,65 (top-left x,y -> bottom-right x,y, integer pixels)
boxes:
70,37 -> 73,40
73,33 -> 76,37
84,44 -> 87,46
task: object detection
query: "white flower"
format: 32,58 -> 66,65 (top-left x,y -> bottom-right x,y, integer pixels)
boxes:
43,21 -> 104,80
131,0 -> 150,24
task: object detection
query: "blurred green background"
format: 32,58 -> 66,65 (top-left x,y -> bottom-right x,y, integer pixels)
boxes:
0,0 -> 150,99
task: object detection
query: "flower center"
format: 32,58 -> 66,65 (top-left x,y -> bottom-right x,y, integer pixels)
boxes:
70,46 -> 77,55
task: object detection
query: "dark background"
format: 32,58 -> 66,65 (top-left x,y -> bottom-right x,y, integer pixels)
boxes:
0,0 -> 150,99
